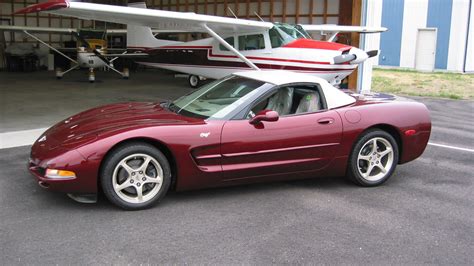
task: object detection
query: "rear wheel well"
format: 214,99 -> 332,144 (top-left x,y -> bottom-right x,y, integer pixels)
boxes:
365,124 -> 403,163
97,138 -> 178,194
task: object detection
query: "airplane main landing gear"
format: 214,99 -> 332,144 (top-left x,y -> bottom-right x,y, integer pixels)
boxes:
88,68 -> 95,83
55,68 -> 63,79
122,68 -> 130,80
188,75 -> 201,88
55,65 -> 80,80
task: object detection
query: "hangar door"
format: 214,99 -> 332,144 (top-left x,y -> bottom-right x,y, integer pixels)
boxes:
415,28 -> 437,71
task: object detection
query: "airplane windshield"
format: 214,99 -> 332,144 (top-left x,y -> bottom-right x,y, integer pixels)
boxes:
79,30 -> 105,40
269,23 -> 311,48
169,76 -> 265,119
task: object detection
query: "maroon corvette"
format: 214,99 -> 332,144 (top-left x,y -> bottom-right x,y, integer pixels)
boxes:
29,71 -> 431,210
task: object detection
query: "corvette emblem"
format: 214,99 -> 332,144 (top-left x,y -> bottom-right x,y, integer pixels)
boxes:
199,132 -> 210,138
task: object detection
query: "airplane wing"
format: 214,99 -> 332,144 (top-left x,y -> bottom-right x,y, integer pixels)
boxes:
0,25 -> 176,36
106,29 -> 190,34
301,24 -> 387,42
15,0 -> 273,34
301,24 -> 387,34
0,25 -> 76,34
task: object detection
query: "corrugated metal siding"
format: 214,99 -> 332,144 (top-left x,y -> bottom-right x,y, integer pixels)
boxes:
465,0 -> 474,72
358,0 -> 383,93
378,0 -> 405,66
399,0 -> 429,68
447,0 -> 469,71
427,0 -> 453,69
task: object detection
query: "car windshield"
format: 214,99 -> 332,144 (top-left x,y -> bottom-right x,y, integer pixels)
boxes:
169,76 -> 265,119
269,23 -> 311,47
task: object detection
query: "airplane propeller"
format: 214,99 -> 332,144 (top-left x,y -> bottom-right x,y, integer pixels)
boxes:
71,31 -> 112,66
91,49 -> 112,66
366,50 -> 379,58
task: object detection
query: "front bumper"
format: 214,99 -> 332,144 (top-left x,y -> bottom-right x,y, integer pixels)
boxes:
28,148 -> 98,194
28,161 -> 77,190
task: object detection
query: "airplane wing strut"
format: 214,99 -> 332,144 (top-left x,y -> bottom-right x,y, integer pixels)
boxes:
21,30 -> 78,64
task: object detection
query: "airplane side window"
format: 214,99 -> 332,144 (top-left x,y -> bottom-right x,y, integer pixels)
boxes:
219,37 -> 235,51
238,34 -> 265,51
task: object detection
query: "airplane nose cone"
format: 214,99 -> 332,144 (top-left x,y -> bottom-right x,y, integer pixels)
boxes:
348,47 -> 369,65
332,47 -> 378,65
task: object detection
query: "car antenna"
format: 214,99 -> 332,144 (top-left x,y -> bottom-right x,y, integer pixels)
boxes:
227,7 -> 238,19
254,12 -> 265,22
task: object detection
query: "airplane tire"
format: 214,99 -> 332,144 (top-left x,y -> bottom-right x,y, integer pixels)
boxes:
188,75 -> 200,88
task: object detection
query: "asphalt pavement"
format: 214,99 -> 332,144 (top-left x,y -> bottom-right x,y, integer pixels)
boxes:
0,97 -> 473,264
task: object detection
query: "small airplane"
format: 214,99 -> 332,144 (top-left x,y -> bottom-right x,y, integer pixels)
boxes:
11,1 -> 386,87
0,25 -> 147,82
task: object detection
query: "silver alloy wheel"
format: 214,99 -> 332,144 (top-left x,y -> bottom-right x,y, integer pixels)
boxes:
357,137 -> 394,182
112,153 -> 163,204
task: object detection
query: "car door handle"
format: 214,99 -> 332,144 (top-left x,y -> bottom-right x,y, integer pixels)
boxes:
318,118 -> 334,125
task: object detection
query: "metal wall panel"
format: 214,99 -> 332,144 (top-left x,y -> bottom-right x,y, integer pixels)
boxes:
447,0 -> 469,71
426,0 -> 453,69
378,0 -> 405,66
399,0 -> 429,68
465,0 -> 474,72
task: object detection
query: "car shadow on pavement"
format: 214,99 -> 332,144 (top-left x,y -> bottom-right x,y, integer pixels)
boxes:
34,175 -> 352,211
165,175 -> 352,203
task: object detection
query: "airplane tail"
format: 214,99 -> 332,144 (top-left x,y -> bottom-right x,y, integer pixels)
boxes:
127,2 -> 181,48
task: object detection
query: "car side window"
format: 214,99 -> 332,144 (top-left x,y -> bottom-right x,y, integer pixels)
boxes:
238,34 -> 265,51
247,85 -> 325,119
219,37 -> 235,51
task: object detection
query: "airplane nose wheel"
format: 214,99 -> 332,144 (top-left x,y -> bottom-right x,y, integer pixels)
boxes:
88,68 -> 95,83
188,75 -> 200,88
55,68 -> 63,79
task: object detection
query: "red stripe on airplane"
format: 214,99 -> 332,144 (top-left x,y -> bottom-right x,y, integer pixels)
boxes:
129,46 -> 349,66
143,62 -> 354,72
283,39 -> 352,51
207,49 -> 332,65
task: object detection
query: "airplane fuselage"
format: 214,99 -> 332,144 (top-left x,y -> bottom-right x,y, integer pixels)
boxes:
77,51 -> 108,69
130,36 -> 360,84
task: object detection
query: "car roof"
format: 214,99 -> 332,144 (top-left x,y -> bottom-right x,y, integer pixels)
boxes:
234,70 -> 329,86
234,70 -> 356,110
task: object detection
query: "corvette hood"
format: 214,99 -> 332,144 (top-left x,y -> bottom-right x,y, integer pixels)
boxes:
37,102 -> 201,149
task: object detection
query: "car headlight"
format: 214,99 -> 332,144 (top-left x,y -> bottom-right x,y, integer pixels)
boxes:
45,169 -> 76,179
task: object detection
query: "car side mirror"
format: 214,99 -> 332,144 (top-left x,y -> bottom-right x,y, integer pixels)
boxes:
249,110 -> 279,125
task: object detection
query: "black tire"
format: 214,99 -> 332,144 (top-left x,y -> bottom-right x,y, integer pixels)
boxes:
100,142 -> 171,210
347,129 -> 399,187
188,75 -> 200,88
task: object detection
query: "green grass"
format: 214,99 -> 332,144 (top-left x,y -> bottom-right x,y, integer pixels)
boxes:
372,68 -> 474,100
